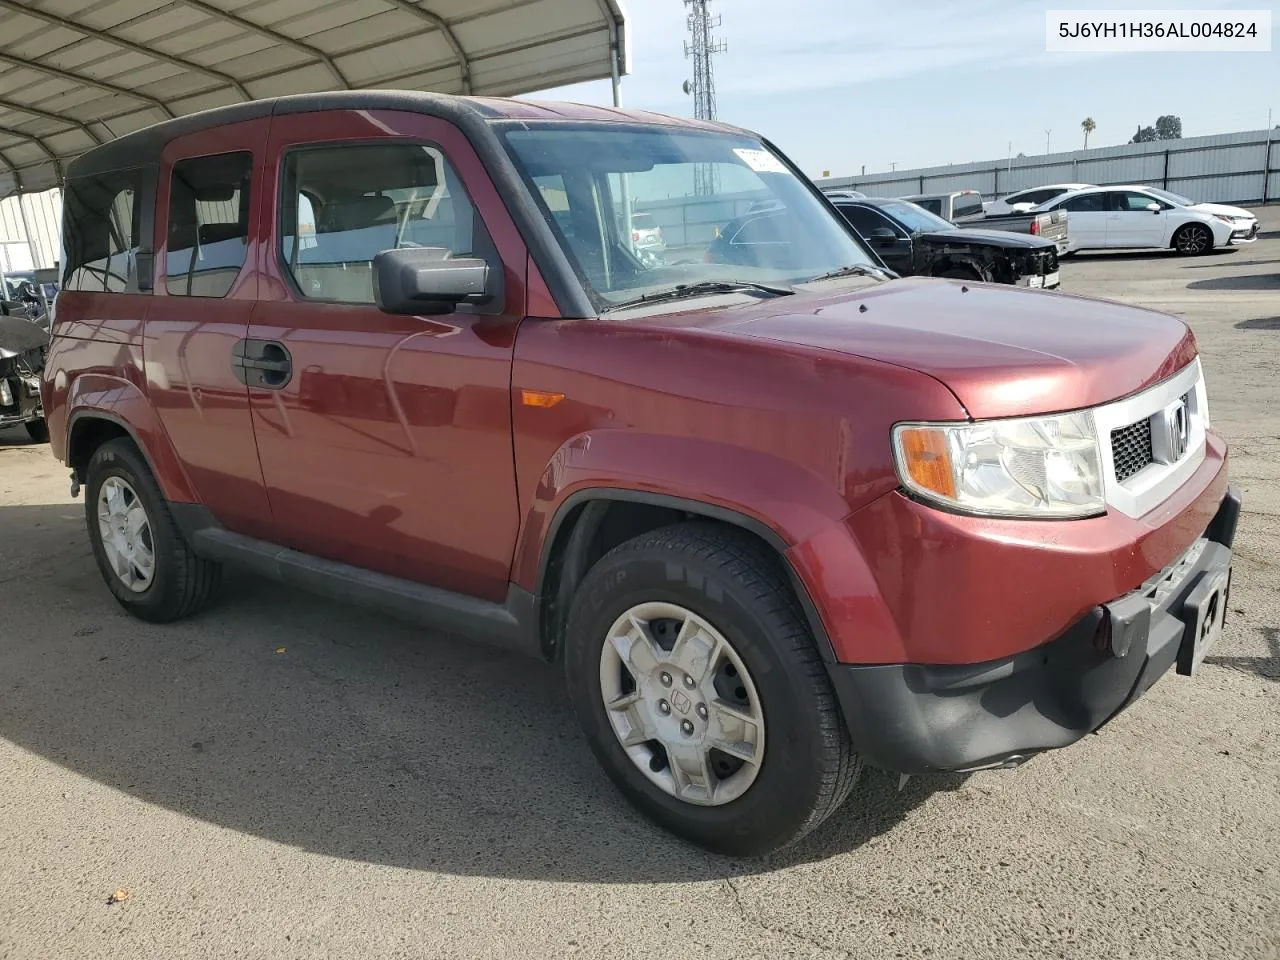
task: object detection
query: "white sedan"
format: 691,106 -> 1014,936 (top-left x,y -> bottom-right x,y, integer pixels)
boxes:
983,183 -> 1094,215
1143,187 -> 1259,243
1035,185 -> 1238,256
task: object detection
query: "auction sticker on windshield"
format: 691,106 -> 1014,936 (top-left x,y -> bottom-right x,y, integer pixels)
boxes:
733,148 -> 790,174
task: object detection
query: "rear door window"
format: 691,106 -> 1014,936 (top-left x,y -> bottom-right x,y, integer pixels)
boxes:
1061,193 -> 1106,213
166,152 -> 253,297
60,170 -> 144,292
279,142 -> 488,306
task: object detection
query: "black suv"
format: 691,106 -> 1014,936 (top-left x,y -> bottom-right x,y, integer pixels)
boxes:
833,197 -> 1060,289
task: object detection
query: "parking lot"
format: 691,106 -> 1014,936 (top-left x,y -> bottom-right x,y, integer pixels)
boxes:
1,208 -> 1277,960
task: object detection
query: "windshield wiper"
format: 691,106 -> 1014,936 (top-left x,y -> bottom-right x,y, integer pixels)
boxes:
605,279 -> 795,311
806,263 -> 894,282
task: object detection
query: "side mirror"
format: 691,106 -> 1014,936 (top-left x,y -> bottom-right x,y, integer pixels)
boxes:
1145,202 -> 1162,214
372,247 -> 494,315
869,227 -> 897,245
1009,202 -> 1035,213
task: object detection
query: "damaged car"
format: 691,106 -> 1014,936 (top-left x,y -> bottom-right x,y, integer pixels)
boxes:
0,312 -> 49,442
832,196 -> 1060,288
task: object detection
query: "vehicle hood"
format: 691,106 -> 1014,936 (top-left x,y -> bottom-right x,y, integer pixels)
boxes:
662,277 -> 1196,419
1188,202 -> 1256,220
918,228 -> 1056,249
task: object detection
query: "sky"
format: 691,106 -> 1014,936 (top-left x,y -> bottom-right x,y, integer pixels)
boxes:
532,0 -> 1279,179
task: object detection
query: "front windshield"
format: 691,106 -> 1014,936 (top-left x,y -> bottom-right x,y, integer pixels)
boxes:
1146,187 -> 1193,206
876,200 -> 955,233
501,125 -> 875,309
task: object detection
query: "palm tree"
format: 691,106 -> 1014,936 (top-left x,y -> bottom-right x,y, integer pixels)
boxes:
1081,117 -> 1096,149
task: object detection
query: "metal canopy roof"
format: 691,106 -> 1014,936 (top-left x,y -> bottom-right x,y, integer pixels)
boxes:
0,0 -> 628,196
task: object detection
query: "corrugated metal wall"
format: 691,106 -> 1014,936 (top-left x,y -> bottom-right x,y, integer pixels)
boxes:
818,128 -> 1278,205
0,188 -> 60,270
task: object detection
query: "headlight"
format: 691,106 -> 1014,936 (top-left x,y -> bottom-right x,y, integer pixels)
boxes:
892,411 -> 1104,518
1212,215 -> 1234,225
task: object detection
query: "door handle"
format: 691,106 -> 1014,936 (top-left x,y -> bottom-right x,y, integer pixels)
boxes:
239,356 -> 290,373
232,339 -> 292,389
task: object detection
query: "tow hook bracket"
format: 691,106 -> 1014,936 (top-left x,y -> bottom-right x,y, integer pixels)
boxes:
70,470 -> 81,499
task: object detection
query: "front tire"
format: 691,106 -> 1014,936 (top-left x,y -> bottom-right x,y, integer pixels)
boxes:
1173,223 -> 1214,256
564,523 -> 860,856
24,418 -> 48,443
84,438 -> 221,622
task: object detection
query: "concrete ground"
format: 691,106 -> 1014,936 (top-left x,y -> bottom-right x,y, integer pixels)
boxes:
1,209 -> 1277,960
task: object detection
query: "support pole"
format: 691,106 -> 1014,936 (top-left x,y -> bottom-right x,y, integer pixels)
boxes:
610,33 -> 634,255
1263,110 -> 1273,205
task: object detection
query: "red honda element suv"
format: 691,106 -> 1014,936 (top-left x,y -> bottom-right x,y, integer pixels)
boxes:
43,93 -> 1239,856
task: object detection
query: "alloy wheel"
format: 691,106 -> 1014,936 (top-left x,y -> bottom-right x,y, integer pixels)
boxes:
1177,225 -> 1210,254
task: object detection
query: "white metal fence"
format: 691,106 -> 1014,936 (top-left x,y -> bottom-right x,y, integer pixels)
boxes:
816,128 -> 1279,205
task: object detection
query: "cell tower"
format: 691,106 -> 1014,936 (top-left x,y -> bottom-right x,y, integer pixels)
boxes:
683,0 -> 726,195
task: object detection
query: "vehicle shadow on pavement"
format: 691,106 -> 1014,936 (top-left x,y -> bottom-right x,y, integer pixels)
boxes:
0,427 -> 44,448
1187,274 -> 1280,291
0,502 -> 959,882
1180,258 -> 1278,270
1204,627 -> 1280,682
1071,249 -> 1236,263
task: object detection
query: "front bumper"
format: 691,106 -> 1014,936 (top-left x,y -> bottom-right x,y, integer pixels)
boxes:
1228,222 -> 1259,243
826,485 -> 1241,774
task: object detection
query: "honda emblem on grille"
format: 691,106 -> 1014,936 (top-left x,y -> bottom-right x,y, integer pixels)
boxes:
1156,398 -> 1191,463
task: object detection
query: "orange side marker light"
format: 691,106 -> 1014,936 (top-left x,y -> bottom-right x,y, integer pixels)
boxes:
521,389 -> 566,408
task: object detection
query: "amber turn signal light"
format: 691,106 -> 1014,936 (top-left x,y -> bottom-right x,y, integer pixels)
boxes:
521,389 -> 565,408
895,427 -> 956,499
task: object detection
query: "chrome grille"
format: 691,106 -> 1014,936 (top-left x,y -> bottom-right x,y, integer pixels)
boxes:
1111,418 -> 1155,483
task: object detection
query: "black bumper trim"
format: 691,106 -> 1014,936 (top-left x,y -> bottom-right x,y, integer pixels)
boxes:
827,485 -> 1241,775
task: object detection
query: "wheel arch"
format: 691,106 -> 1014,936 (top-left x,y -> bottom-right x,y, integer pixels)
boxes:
64,376 -> 197,504
67,411 -> 160,489
534,488 -> 838,665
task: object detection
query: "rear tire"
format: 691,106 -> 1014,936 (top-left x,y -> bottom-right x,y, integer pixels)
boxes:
84,438 -> 221,623
1173,223 -> 1213,256
24,418 -> 48,443
563,522 -> 860,856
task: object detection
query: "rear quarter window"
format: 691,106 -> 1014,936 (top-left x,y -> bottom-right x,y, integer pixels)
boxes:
951,194 -> 984,219
60,170 -> 144,293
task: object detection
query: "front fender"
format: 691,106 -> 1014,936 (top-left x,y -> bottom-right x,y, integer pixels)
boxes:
509,429 -> 859,591
64,372 -> 197,503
